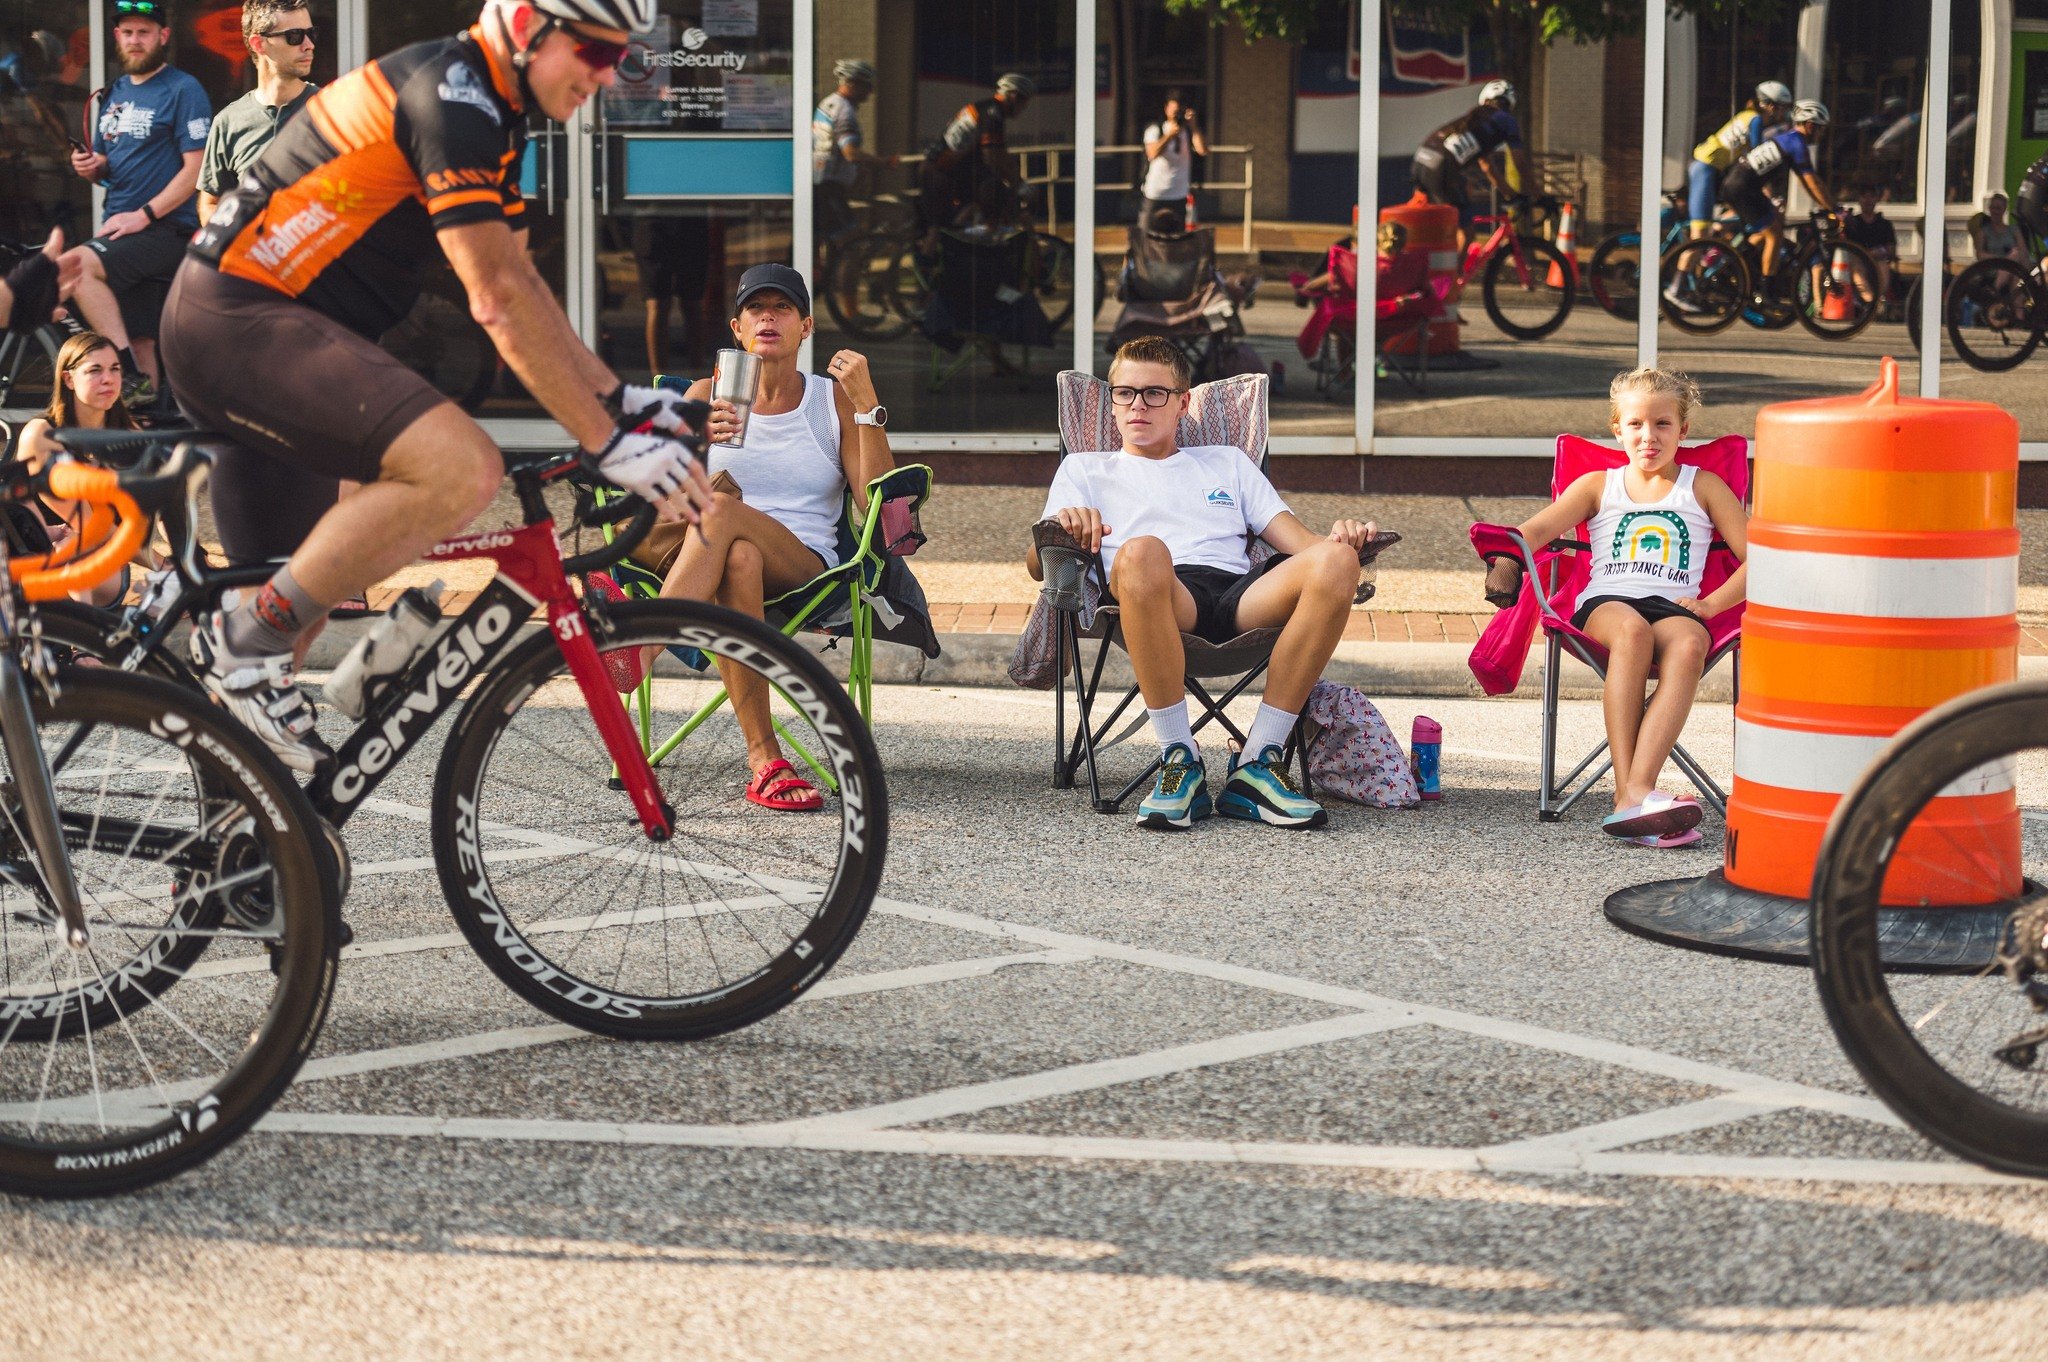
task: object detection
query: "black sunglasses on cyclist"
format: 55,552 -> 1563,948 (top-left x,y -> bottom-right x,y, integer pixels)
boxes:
261,27 -> 318,46
1109,385 -> 1186,408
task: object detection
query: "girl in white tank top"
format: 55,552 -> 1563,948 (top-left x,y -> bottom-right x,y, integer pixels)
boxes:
1509,368 -> 1749,848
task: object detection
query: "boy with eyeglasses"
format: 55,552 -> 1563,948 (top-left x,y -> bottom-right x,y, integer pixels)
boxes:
1027,336 -> 1376,831
197,3 -> 318,223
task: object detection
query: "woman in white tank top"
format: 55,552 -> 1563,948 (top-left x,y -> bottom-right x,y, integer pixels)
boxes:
1512,368 -> 1749,847
647,264 -> 896,811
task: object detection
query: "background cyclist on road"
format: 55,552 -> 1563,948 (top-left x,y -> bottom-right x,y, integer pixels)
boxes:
1410,79 -> 1532,248
159,0 -> 711,773
2014,150 -> 2048,252
1686,79 -> 1791,239
1715,98 -> 1836,289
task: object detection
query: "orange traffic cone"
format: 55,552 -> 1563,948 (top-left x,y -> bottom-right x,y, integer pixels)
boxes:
1821,247 -> 1852,321
1547,201 -> 1578,289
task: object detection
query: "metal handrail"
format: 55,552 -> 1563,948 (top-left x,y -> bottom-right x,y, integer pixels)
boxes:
1093,143 -> 1255,253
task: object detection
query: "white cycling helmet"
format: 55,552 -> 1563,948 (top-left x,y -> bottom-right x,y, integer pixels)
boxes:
527,0 -> 657,34
833,58 -> 877,86
995,72 -> 1037,98
1793,98 -> 1830,126
1479,78 -> 1514,107
1755,80 -> 1793,106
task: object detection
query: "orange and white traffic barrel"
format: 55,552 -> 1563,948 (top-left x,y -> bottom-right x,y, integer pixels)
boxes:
1381,193 -> 1461,356
1727,355 -> 2020,903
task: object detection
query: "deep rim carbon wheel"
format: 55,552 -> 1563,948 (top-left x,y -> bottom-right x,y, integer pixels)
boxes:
431,598 -> 886,1041
0,668 -> 336,1197
1945,257 -> 2044,373
1480,236 -> 1573,340
1811,681 -> 2048,1178
1657,239 -> 1749,335
1588,231 -> 1640,321
1792,237 -> 1881,340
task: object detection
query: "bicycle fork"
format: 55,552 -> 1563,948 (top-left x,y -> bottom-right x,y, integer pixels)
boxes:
0,647 -> 87,948
546,598 -> 674,841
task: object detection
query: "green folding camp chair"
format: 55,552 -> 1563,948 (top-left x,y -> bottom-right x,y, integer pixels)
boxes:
596,461 -> 939,793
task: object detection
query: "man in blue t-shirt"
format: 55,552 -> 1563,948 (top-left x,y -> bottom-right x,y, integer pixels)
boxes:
62,0 -> 211,405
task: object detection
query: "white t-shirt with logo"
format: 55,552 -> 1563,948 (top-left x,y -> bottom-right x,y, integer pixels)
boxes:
1142,121 -> 1193,201
1042,445 -> 1288,576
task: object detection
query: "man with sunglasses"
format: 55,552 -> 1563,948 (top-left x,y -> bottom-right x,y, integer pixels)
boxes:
161,0 -> 710,773
64,0 -> 211,408
1027,337 -> 1376,832
196,3 -> 317,224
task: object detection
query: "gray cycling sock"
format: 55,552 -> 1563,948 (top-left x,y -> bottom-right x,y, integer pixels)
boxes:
223,565 -> 326,659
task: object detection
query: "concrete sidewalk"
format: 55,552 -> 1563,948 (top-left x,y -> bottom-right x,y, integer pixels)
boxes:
338,484 -> 2048,699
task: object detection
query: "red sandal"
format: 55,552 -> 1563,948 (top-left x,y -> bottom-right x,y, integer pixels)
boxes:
747,759 -> 823,812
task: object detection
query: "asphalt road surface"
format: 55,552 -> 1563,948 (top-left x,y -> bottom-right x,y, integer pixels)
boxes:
3,684 -> 2045,1361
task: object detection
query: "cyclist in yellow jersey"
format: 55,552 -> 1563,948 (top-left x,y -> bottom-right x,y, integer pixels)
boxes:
1686,81 -> 1790,238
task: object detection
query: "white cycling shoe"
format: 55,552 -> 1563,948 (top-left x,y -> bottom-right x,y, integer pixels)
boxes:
191,611 -> 334,775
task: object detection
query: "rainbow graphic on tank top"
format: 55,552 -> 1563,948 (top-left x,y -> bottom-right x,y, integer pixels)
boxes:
1611,510 -> 1693,572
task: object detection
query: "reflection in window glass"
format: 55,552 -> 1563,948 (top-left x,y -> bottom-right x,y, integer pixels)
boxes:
1944,5 -> 2048,440
0,1 -> 91,250
1659,5 -> 1920,439
1373,7 -> 1642,441
598,202 -> 791,388
168,1 -> 337,116
367,0 -> 566,421
813,0 -> 1078,434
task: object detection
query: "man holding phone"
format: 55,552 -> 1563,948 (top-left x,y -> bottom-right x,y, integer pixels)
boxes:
1140,89 -> 1206,235
63,0 -> 210,407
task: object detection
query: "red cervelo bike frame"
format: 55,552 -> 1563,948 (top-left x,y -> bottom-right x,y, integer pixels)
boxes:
421,515 -> 673,840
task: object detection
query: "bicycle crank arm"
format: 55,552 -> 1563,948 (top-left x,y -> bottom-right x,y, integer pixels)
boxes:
0,666 -> 88,946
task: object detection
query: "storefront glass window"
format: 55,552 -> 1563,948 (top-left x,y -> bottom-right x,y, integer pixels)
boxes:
812,0 -> 1080,435
1373,5 -> 1644,441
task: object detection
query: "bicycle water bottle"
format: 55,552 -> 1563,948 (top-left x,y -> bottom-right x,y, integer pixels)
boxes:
1410,715 -> 1443,801
327,582 -> 445,719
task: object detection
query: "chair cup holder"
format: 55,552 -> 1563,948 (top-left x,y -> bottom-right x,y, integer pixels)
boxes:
1039,547 -> 1090,613
1484,556 -> 1525,609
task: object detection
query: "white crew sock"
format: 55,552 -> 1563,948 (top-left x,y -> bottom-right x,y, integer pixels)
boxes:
1148,702 -> 1195,758
1244,702 -> 1298,760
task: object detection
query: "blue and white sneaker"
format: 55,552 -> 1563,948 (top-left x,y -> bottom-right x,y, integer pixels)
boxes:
1136,743 -> 1211,830
1219,744 -> 1328,829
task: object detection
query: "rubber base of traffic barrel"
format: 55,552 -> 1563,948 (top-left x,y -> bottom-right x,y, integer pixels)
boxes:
1603,870 -> 2017,973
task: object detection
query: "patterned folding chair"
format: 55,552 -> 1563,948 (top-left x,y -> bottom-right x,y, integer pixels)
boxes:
1033,369 -> 1388,813
1468,433 -> 1748,821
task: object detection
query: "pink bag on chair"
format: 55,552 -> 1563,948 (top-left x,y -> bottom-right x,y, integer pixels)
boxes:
1467,523 -> 1538,695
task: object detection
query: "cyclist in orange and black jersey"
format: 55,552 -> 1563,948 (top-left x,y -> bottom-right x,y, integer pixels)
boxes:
159,0 -> 711,775
917,72 -> 1034,240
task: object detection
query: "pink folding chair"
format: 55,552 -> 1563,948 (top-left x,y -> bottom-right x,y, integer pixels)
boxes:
1468,433 -> 1748,821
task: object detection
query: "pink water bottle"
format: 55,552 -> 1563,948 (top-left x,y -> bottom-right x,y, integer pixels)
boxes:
1411,716 -> 1442,800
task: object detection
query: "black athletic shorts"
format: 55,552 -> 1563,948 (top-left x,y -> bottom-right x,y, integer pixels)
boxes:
83,221 -> 188,341
631,215 -> 712,302
1102,555 -> 1287,645
1411,151 -> 1468,207
160,262 -> 453,563
1719,172 -> 1778,232
1571,592 -> 1711,636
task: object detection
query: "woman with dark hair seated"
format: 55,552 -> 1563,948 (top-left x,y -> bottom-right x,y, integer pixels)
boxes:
12,329 -> 148,607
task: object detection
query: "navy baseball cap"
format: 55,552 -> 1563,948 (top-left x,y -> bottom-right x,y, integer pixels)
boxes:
733,262 -> 811,317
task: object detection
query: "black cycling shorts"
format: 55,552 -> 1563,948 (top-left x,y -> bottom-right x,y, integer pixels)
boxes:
1410,152 -> 1468,210
1720,172 -> 1778,232
83,221 -> 188,341
160,262 -> 454,563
